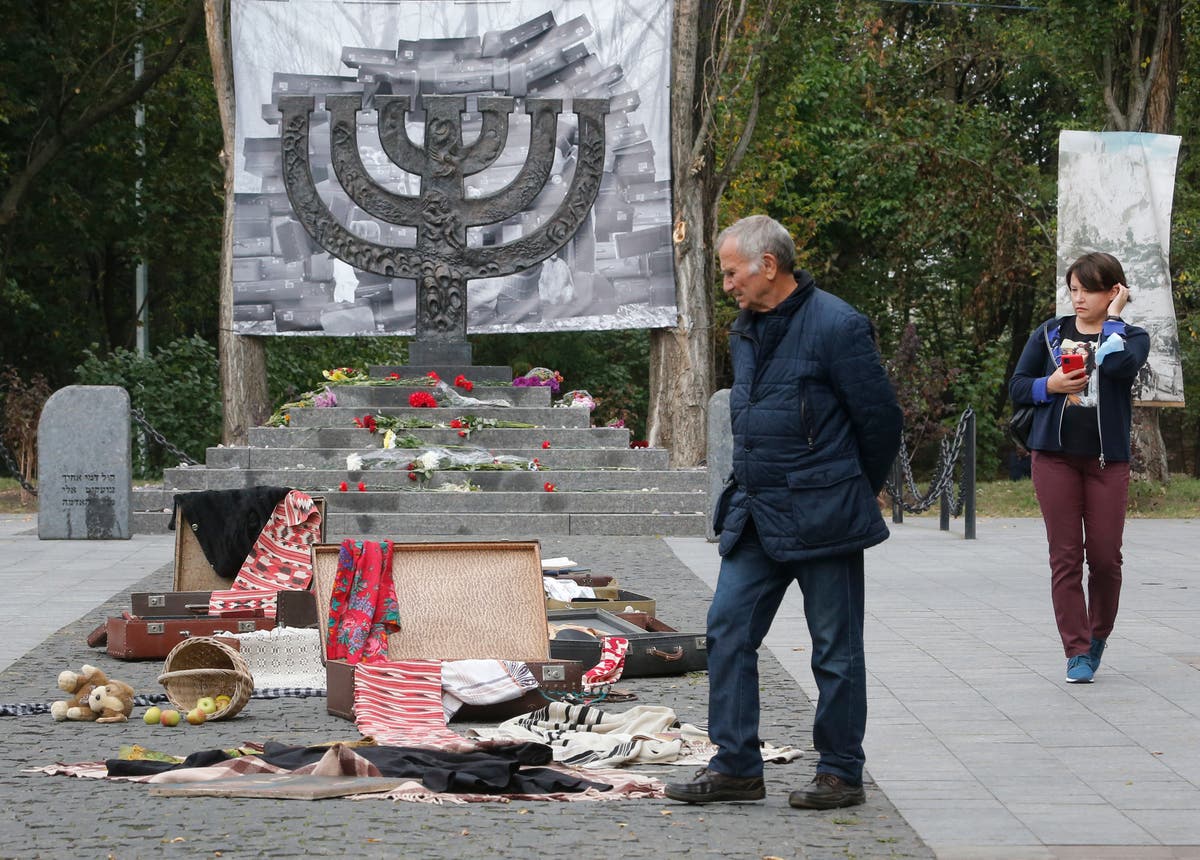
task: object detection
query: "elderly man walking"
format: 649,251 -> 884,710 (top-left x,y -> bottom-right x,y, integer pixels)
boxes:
666,215 -> 902,809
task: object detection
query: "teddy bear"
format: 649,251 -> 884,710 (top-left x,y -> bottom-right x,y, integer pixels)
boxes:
88,679 -> 135,723
50,664 -> 108,722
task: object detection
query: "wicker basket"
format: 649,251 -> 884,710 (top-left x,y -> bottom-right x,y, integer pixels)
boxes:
157,637 -> 254,720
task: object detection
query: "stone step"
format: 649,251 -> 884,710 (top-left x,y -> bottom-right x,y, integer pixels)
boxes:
319,490 -> 704,514
286,405 -> 591,428
155,466 -> 707,493
132,509 -> 707,537
203,446 -> 668,471
331,384 -> 551,408
369,364 -> 514,383
247,426 -> 630,450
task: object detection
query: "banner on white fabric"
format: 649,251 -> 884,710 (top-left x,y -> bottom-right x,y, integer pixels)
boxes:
1057,131 -> 1184,405
230,0 -> 675,336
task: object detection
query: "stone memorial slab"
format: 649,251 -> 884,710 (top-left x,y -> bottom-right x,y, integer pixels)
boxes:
706,388 -> 732,542
37,385 -> 132,540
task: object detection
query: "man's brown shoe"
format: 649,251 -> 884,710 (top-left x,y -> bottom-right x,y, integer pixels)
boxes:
787,773 -> 865,809
664,767 -> 766,804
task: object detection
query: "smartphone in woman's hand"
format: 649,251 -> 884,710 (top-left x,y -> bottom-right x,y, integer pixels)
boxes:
1061,353 -> 1085,374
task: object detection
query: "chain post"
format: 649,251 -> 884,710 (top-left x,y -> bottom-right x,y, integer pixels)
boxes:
939,482 -> 950,530
0,438 -> 38,496
964,408 -> 976,539
891,457 -> 903,524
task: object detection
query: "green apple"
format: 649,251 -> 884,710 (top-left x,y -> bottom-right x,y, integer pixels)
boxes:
185,707 -> 207,726
196,696 -> 217,715
159,709 -> 181,727
143,706 -> 162,725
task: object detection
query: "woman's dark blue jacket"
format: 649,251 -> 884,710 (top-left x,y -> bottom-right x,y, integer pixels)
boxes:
1008,315 -> 1150,465
714,272 -> 903,561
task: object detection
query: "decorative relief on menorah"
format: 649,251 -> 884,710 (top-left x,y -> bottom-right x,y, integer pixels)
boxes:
278,92 -> 609,351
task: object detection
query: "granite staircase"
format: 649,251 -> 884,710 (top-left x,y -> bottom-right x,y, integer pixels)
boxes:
131,364 -> 709,539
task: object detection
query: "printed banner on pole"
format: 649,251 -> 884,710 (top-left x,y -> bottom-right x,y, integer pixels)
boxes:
1057,131 -> 1184,405
230,0 -> 675,336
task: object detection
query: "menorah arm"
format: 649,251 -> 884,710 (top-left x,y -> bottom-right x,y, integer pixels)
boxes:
460,97 -> 514,174
460,98 -> 562,228
460,99 -> 609,278
325,94 -> 422,226
376,95 -> 426,176
278,95 -> 420,280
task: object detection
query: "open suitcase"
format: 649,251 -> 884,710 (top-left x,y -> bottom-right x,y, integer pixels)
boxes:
313,540 -> 584,722
548,608 -> 708,677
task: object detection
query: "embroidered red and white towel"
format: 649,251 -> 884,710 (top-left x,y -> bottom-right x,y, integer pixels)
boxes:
353,660 -> 478,752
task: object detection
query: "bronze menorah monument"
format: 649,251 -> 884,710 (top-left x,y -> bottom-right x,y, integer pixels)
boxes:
277,93 -> 610,363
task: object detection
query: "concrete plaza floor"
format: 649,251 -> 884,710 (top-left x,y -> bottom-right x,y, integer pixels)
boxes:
2,512 -> 1198,857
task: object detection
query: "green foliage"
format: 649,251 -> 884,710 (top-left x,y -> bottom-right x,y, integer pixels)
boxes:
471,331 -> 651,437
75,335 -> 220,478
264,337 -> 408,405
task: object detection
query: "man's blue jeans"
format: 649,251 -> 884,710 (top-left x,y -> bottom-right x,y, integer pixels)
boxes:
706,525 -> 866,784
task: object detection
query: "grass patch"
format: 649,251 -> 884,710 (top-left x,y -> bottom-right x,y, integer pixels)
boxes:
903,475 -> 1200,519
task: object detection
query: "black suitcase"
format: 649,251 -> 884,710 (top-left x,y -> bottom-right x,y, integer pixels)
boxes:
548,609 -> 708,677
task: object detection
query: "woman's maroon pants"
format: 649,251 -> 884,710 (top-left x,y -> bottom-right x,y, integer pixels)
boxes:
1031,451 -> 1131,658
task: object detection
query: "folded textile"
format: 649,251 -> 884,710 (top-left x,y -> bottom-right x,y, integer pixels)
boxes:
542,577 -> 595,602
440,659 -> 538,720
353,660 -> 477,752
224,627 -> 326,690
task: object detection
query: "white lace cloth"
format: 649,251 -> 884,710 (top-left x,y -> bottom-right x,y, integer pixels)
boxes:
224,626 -> 327,689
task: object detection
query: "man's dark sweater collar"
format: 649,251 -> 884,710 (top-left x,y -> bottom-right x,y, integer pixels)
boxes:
731,270 -> 815,333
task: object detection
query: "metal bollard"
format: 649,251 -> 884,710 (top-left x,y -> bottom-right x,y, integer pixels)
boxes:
891,458 -> 903,524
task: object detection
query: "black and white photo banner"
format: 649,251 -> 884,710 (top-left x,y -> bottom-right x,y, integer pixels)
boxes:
231,0 -> 675,337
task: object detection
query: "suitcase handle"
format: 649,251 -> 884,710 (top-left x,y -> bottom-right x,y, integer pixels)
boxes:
647,646 -> 684,662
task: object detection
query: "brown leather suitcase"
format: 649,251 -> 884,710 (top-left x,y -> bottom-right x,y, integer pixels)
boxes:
131,591 -> 212,617
313,540 -> 583,721
105,615 -> 275,660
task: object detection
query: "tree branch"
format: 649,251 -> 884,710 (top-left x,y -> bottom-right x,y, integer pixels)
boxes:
0,0 -> 205,227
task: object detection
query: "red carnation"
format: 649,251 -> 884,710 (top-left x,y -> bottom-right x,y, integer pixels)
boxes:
454,374 -> 474,392
408,471 -> 418,481
458,430 -> 467,438
543,482 -> 556,492
449,419 -> 464,429
388,372 -> 400,380
409,391 -> 437,408
427,371 -> 440,382
357,481 -> 367,492
541,440 -> 551,449
338,481 -> 348,492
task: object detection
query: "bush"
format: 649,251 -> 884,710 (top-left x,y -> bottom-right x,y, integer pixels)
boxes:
75,336 -> 221,478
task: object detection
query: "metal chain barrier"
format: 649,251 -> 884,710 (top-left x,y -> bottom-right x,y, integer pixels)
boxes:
883,405 -> 974,513
0,437 -> 38,496
130,407 -> 199,466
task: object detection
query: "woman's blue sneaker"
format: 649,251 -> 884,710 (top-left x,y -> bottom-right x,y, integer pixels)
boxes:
1088,638 -> 1107,671
1066,655 -> 1094,683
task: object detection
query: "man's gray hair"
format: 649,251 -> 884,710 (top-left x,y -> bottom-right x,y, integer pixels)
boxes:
716,215 -> 796,274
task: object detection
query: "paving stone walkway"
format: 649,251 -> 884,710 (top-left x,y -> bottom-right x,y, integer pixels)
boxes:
3,513 -> 1198,857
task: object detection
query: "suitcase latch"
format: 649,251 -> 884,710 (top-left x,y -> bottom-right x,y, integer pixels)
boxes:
237,620 -> 257,633
148,595 -> 166,608
696,636 -> 708,651
147,622 -> 165,635
540,664 -> 566,682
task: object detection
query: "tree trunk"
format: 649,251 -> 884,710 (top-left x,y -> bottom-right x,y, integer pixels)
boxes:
646,0 -> 715,467
205,0 -> 268,445
1128,0 -> 1182,484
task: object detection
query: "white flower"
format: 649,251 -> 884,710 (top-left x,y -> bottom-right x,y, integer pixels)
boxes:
417,451 -> 441,471
346,453 -> 363,471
